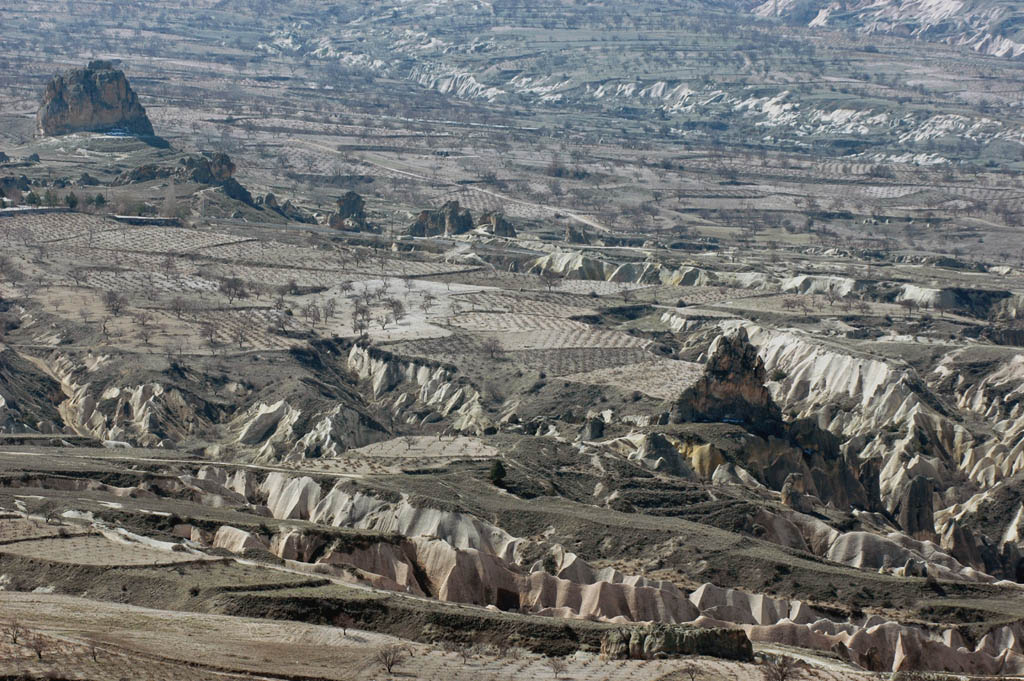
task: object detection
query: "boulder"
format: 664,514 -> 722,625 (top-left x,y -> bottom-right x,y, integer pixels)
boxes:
37,61 -> 154,137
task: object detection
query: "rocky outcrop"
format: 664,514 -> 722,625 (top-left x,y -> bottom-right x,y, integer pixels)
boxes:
259,193 -> 314,223
231,398 -> 388,461
565,224 -> 590,244
329,191 -> 368,230
408,200 -> 473,237
478,211 -> 516,238
181,153 -> 235,184
112,152 -> 254,205
213,526 -> 268,553
601,625 -> 753,661
672,328 -> 781,433
346,344 -> 492,435
37,61 -> 154,137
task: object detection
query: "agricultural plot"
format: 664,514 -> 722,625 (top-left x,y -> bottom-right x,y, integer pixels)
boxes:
450,312 -> 603,334
505,347 -> 655,376
0,212 -> 117,244
452,291 -> 596,318
0,534 -> 209,566
561,358 -> 704,401
480,327 -> 650,352
347,435 -> 498,461
200,240 -> 342,270
82,270 -> 219,295
552,279 -> 651,296
0,516 -> 89,544
65,226 -> 248,254
0,592 -> 866,681
192,307 -> 303,352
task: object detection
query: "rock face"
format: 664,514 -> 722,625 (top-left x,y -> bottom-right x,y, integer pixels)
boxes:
113,152 -> 254,206
896,475 -> 937,542
673,328 -> 782,433
37,61 -> 154,137
409,200 -> 473,237
601,625 -> 753,661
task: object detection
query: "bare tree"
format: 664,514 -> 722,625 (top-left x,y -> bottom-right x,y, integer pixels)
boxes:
232,324 -> 247,349
387,297 -> 406,325
103,291 -> 128,316
482,337 -> 504,359
68,265 -> 87,286
219,277 -> 247,304
539,269 -> 561,292
200,322 -> 217,348
420,292 -> 436,314
135,313 -> 155,345
323,297 -> 338,319
899,298 -> 918,318
170,296 -> 188,319
681,661 -> 701,681
334,613 -> 354,636
762,655 -> 802,681
27,632 -> 46,661
5,620 -> 24,645
374,644 -> 408,674
824,285 -> 839,307
546,657 -> 568,679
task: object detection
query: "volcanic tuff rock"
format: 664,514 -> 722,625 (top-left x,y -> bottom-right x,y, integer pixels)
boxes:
672,327 -> 781,433
600,625 -> 753,661
329,190 -> 368,230
36,61 -> 154,137
478,211 -> 516,238
896,475 -> 938,542
408,200 -> 473,237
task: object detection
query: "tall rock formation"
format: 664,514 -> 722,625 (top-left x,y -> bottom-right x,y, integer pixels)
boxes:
672,328 -> 782,434
409,200 -> 473,237
896,475 -> 938,543
329,191 -> 370,230
37,61 -> 154,137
